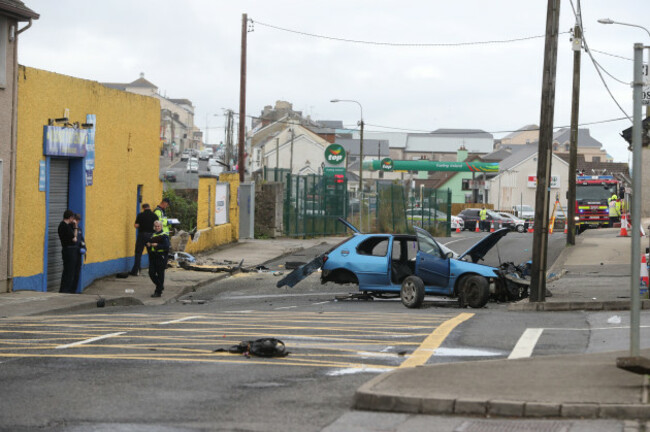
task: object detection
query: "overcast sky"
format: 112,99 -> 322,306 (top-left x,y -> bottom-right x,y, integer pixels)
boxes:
19,0 -> 650,163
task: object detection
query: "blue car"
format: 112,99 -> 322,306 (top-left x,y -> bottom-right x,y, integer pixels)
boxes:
277,219 -> 521,309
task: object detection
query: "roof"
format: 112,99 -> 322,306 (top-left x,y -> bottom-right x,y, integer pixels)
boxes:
128,76 -> 157,88
429,155 -> 483,189
335,138 -> 389,157
316,120 -> 343,129
481,147 -> 512,162
429,129 -> 493,139
553,128 -> 602,148
556,154 -> 630,179
501,124 -> 539,140
0,0 -> 38,20
497,144 -> 539,172
168,98 -> 192,106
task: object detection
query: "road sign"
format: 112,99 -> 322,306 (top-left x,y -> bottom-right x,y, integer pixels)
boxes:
324,144 -> 346,165
323,166 -> 346,176
643,63 -> 649,106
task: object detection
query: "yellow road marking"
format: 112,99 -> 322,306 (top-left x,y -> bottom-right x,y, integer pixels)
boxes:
398,312 -> 474,368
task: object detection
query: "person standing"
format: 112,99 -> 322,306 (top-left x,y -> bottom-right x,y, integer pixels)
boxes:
147,220 -> 170,298
72,213 -> 86,292
479,207 -> 488,232
130,203 -> 158,276
154,197 -> 171,235
58,209 -> 79,294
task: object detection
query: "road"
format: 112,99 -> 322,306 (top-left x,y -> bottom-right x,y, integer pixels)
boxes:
160,155 -> 212,190
0,233 -> 647,431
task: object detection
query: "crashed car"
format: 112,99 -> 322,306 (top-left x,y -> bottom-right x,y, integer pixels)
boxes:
277,219 -> 528,309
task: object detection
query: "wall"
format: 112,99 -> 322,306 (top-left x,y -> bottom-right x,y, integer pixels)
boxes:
254,182 -> 283,238
13,67 -> 162,291
184,172 -> 239,254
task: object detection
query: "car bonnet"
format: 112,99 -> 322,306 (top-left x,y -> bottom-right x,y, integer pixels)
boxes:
458,228 -> 509,262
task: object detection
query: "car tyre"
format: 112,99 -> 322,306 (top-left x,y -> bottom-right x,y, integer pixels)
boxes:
459,275 -> 489,308
516,224 -> 525,233
400,276 -> 425,309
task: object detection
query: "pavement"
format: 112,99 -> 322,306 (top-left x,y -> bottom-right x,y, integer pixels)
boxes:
1,228 -> 650,420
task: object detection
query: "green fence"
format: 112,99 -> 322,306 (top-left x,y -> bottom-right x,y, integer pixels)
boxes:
264,168 -> 453,237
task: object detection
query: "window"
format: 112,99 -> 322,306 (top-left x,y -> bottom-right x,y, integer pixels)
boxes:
564,143 -> 570,152
462,179 -> 471,191
358,236 -> 389,257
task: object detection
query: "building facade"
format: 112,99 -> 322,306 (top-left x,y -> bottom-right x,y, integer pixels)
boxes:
13,67 -> 162,292
0,1 -> 38,292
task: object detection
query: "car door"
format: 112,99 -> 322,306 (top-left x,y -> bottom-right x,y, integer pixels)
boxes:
413,227 -> 450,288
353,236 -> 391,288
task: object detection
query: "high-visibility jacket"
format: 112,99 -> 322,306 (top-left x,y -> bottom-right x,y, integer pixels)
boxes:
615,200 -> 622,217
154,206 -> 170,235
149,232 -> 170,254
479,209 -> 487,221
609,200 -> 618,217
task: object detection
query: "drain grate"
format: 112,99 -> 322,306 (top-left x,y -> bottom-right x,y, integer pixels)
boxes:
455,420 -> 571,432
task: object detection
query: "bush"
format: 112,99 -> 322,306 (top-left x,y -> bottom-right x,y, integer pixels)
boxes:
163,188 -> 197,233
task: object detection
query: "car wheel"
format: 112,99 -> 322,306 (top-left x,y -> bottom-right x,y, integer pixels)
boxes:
400,276 -> 425,309
459,275 -> 489,308
516,224 -> 525,233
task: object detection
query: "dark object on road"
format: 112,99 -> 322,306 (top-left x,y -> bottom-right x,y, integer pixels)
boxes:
116,272 -> 130,278
163,170 -> 177,182
277,256 -> 325,288
285,261 -> 307,269
218,338 -> 289,357
179,259 -> 244,274
96,297 -> 105,308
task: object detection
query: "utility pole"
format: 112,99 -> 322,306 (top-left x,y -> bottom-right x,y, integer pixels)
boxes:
359,117 -> 364,231
567,17 -> 582,246
530,0 -> 561,302
238,13 -> 248,183
275,137 -> 279,169
289,127 -> 295,173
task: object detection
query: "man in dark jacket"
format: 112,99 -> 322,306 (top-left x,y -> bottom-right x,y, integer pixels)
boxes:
146,220 -> 170,298
58,209 -> 78,293
130,203 -> 158,276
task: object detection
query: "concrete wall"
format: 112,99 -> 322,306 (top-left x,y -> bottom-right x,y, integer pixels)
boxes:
254,182 -> 283,238
13,67 -> 162,291
184,172 -> 239,254
0,15 -> 20,292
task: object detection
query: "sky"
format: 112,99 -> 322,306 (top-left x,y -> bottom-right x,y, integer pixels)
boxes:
18,0 -> 650,163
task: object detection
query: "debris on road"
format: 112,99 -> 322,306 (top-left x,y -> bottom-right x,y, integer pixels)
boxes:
214,338 -> 289,357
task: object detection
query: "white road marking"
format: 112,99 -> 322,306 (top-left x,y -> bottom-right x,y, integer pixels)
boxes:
158,316 -> 202,325
508,328 -> 544,359
55,332 -> 126,350
221,292 -> 342,300
274,306 -> 297,310
311,301 -> 330,305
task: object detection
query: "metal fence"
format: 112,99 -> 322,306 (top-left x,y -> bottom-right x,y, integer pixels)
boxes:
263,168 -> 453,237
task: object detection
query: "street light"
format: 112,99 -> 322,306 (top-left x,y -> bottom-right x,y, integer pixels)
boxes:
597,18 -> 650,38
331,99 -> 364,231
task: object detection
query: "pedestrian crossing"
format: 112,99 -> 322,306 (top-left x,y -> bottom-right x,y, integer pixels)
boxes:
0,311 -> 473,371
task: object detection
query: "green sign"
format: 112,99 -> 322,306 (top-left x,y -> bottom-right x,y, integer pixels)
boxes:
365,159 -> 500,173
381,158 -> 394,171
324,143 -> 346,165
323,166 -> 346,176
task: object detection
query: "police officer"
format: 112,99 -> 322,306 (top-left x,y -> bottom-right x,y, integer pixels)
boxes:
479,207 -> 488,232
146,220 -> 170,298
154,197 -> 171,235
608,194 -> 620,226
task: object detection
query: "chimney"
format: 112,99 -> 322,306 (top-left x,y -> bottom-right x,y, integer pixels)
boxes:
457,145 -> 468,162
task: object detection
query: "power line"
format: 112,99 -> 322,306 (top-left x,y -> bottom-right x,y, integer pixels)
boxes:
251,18 -> 569,47
591,48 -> 633,62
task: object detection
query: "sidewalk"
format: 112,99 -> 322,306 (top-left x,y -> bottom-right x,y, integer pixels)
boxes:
355,228 -> 650,420
0,237 -> 338,318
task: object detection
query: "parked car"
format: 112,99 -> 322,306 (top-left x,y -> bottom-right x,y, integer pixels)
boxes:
405,208 -> 464,231
457,208 -> 509,231
277,219 -> 528,309
186,161 -> 199,173
199,150 -> 211,160
512,204 -> 535,220
498,212 -> 526,233
163,170 -> 177,182
180,151 -> 190,161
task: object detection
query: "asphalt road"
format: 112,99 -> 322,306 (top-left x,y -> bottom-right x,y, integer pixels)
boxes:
0,232 -> 645,431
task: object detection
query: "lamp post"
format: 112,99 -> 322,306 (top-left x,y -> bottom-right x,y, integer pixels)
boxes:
331,99 -> 364,231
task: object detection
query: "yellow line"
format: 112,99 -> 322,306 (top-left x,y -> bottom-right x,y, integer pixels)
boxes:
398,312 -> 474,368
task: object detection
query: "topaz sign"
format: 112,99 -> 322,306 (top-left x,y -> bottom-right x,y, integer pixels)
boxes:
324,143 -> 346,165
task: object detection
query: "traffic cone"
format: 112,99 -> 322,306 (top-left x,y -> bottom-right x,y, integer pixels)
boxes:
490,220 -> 495,233
640,254 -> 649,299
475,221 -> 480,233
563,221 -> 568,234
527,223 -> 534,233
619,213 -> 628,237
549,224 -> 554,235
456,224 -> 461,233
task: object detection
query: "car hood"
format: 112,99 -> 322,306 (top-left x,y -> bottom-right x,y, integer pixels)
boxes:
458,228 -> 509,263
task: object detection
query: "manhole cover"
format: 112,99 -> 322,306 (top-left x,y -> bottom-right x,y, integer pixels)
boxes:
455,420 -> 570,432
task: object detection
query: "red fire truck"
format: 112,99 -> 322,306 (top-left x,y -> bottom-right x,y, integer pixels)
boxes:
576,175 -> 620,231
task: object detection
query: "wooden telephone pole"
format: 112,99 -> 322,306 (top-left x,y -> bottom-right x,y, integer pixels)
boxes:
530,0 -> 561,302
238,13 -> 248,183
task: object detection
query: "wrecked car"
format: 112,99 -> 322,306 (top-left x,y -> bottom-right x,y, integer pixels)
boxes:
277,219 -> 528,309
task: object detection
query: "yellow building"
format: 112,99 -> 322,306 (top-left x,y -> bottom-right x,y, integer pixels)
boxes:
13,67 -> 162,292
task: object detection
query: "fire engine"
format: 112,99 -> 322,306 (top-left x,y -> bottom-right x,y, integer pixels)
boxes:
575,175 -> 620,231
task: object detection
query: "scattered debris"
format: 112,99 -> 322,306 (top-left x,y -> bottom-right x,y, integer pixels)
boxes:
272,271 -> 284,277
608,315 -> 622,324
96,296 -> 105,308
173,252 -> 196,264
116,272 -> 130,279
215,338 -> 289,357
179,259 -> 244,274
285,261 -> 307,270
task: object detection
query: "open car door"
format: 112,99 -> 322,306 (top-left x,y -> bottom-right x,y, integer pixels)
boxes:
413,227 -> 450,288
